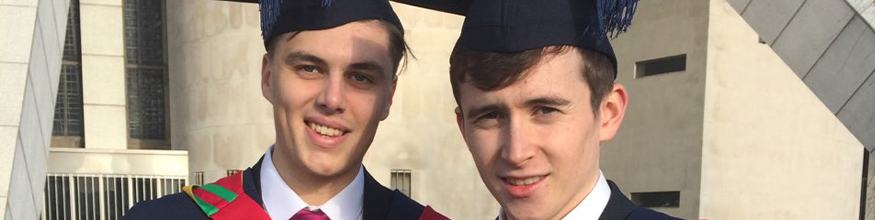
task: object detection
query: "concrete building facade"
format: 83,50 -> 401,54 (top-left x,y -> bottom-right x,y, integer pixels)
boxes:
1,0 -> 71,219
1,0 -> 871,219
167,0 -> 869,219
2,0 -> 190,219
604,0 -> 867,219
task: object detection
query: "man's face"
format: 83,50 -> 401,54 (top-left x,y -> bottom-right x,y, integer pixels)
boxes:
261,21 -> 396,179
456,50 -> 624,220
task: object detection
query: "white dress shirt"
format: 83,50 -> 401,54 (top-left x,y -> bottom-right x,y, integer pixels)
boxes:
261,146 -> 365,220
499,171 -> 611,220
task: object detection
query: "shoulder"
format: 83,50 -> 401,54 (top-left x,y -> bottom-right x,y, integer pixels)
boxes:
363,167 -> 446,219
626,207 -> 683,220
389,189 -> 426,213
123,192 -> 208,220
601,180 -> 681,220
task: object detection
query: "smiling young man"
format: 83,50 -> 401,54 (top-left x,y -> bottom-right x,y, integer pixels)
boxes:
124,0 -> 447,219
442,0 -> 682,219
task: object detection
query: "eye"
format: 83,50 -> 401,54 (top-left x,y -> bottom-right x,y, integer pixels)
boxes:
481,112 -> 501,120
534,106 -> 559,115
350,73 -> 374,84
472,111 -> 503,129
297,65 -> 318,73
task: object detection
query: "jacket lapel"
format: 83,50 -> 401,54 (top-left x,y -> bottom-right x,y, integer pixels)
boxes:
243,156 -> 266,207
362,167 -> 395,220
598,180 -> 638,220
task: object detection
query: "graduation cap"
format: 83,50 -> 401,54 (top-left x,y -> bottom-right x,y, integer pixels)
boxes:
395,0 -> 639,75
257,0 -> 403,48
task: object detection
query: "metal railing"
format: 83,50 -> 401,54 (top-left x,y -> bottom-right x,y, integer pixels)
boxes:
43,173 -> 186,220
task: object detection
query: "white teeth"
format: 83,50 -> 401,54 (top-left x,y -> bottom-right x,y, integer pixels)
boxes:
507,176 -> 542,186
309,122 -> 343,137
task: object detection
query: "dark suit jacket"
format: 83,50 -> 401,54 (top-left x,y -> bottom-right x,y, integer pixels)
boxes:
493,180 -> 681,220
123,158 -> 427,219
598,180 -> 681,220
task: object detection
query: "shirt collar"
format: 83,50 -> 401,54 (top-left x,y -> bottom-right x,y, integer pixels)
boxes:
261,145 -> 365,220
498,170 -> 611,220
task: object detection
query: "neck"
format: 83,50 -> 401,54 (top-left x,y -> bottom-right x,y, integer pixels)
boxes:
554,169 -> 601,219
270,146 -> 360,206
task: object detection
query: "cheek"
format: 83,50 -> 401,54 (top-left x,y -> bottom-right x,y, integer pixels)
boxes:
539,120 -> 600,163
275,78 -> 319,108
467,130 -> 500,166
347,92 -> 380,120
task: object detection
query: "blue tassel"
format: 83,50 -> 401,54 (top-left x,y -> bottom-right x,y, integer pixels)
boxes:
321,0 -> 334,7
259,0 -> 282,41
597,0 -> 640,38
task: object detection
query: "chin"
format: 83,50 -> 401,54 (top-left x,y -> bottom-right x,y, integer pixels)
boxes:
302,152 -> 352,177
504,209 -> 548,220
501,197 -> 554,220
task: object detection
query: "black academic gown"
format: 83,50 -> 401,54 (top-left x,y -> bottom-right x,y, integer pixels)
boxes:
123,157 -> 427,220
597,180 -> 681,220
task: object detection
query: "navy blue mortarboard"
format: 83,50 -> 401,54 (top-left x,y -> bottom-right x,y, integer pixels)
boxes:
400,0 -> 639,76
258,0 -> 403,48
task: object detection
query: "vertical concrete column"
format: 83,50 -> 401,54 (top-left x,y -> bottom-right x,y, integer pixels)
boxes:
1,0 -> 70,219
79,0 -> 127,149
866,149 -> 875,220
0,2 -> 38,219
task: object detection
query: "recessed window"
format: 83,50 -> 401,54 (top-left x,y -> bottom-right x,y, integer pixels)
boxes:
193,171 -> 204,185
226,169 -> 242,177
53,0 -> 84,144
391,169 -> 412,197
636,54 -> 686,78
631,191 -> 680,208
124,0 -> 167,141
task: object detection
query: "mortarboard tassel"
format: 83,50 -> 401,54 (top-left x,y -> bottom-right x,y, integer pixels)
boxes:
321,0 -> 334,7
598,0 -> 640,38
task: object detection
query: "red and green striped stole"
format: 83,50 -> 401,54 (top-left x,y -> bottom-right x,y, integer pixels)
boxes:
182,171 -> 271,220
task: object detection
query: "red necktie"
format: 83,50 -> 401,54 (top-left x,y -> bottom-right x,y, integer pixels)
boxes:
289,208 -> 330,220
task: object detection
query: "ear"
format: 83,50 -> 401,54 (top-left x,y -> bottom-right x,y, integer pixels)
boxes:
261,54 -> 275,104
379,79 -> 398,120
598,83 -> 628,141
455,106 -> 466,141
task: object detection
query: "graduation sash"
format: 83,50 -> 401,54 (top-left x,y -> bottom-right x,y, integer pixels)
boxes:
183,171 -> 271,220
419,206 -> 451,220
184,170 -> 451,220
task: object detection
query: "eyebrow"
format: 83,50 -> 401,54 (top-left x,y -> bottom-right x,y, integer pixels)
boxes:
524,96 -> 571,107
284,51 -> 327,67
349,61 -> 388,78
466,104 -> 504,120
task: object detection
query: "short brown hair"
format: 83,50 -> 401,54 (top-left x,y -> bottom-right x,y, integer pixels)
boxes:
449,46 -> 615,113
266,19 -> 411,76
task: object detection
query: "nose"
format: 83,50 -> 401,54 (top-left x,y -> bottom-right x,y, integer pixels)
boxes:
500,118 -> 537,167
315,75 -> 346,114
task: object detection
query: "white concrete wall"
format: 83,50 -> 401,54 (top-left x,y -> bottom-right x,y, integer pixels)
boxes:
602,0 -> 710,218
165,0 -> 274,184
165,1 -> 497,219
699,0 -> 864,219
48,148 -> 189,176
80,0 -> 127,150
0,0 -> 70,219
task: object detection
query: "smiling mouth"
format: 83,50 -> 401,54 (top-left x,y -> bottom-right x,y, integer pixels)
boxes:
503,176 -> 545,186
306,120 -> 348,137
